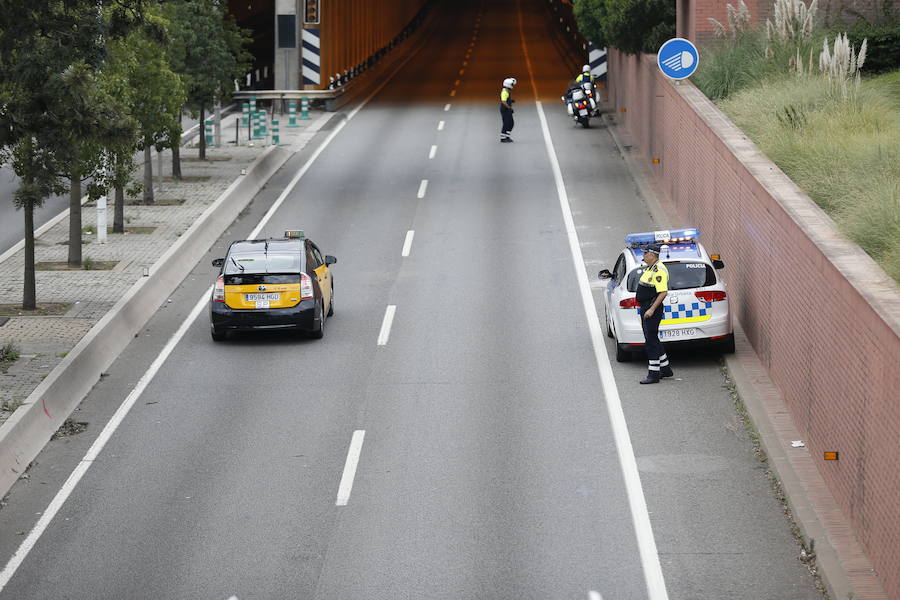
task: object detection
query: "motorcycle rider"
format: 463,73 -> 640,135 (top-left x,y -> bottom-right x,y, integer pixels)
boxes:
563,64 -> 596,109
500,77 -> 516,143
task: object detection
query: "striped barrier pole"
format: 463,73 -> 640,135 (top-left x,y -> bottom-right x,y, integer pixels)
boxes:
259,110 -> 268,140
204,118 -> 214,146
271,119 -> 280,146
287,101 -> 298,127
300,97 -> 310,120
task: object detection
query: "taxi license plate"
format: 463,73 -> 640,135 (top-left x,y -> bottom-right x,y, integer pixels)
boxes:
245,293 -> 280,302
660,328 -> 696,339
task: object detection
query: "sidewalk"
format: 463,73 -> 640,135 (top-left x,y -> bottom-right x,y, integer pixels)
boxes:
0,107 -> 333,427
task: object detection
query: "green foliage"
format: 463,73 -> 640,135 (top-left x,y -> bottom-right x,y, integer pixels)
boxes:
840,21 -> 900,73
573,0 -> 675,55
0,342 -> 19,366
719,71 -> 900,282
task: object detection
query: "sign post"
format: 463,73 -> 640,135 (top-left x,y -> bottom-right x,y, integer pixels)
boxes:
657,38 -> 699,81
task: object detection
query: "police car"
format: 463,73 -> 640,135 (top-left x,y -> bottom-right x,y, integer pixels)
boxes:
209,230 -> 335,341
598,228 -> 734,362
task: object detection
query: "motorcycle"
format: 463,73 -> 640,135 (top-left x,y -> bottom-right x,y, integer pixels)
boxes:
563,80 -> 599,128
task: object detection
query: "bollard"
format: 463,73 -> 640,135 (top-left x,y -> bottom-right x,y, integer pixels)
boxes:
97,195 -> 107,244
287,101 -> 298,127
204,118 -> 214,147
259,109 -> 268,139
300,97 -> 310,120
241,102 -> 250,143
251,111 -> 261,139
271,119 -> 280,146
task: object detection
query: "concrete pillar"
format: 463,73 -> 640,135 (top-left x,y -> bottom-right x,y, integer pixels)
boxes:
275,0 -> 299,90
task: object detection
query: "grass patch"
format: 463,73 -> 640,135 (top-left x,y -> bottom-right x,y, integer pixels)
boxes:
0,303 -> 72,316
35,260 -> 118,271
718,70 -> 900,282
82,226 -> 157,235
162,175 -> 211,182
181,155 -> 231,162
0,342 -> 19,372
125,197 -> 186,206
0,400 -> 24,413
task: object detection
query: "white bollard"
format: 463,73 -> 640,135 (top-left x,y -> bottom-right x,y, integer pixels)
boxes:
97,195 -> 107,244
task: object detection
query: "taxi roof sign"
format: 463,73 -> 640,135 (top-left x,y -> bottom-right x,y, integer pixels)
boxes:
284,230 -> 305,239
625,228 -> 700,247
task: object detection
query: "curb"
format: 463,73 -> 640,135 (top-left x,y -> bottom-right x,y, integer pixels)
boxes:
0,139 -> 302,501
600,112 -> 887,600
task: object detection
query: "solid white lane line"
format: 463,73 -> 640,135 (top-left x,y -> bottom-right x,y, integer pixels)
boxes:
377,305 -> 396,346
444,103 -> 451,111
0,36 -> 425,592
516,2 -> 669,600
437,120 -> 445,131
428,145 -> 437,160
449,89 -> 457,97
417,179 -> 429,198
402,230 -> 415,257
0,290 -> 210,592
336,430 -> 366,506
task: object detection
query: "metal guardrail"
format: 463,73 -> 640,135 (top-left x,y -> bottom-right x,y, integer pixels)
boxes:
233,86 -> 352,112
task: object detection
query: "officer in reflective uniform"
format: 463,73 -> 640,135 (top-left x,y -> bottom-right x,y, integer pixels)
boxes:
636,245 -> 673,384
500,77 -> 516,143
575,64 -> 596,84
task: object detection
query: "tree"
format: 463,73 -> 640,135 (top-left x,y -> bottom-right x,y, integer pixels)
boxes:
0,0 -> 150,308
164,0 -> 252,161
573,0 -> 676,55
105,27 -> 185,204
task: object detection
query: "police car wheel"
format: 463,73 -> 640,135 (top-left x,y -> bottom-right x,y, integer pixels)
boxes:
720,333 -> 735,354
211,326 -> 227,342
615,344 -> 633,362
309,300 -> 325,339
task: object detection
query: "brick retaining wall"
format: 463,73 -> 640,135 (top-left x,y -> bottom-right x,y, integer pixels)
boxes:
607,49 -> 900,599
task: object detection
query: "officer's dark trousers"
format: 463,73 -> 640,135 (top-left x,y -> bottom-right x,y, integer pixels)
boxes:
640,307 -> 668,375
500,106 -> 514,138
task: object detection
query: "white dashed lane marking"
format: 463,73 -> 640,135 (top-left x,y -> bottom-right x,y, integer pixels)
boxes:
402,230 -> 415,257
335,430 -> 366,506
417,179 -> 429,198
429,145 -> 437,160
437,120 -> 445,131
377,306 -> 397,346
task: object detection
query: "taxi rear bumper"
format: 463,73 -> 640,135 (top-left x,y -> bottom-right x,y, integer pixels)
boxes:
210,298 -> 318,333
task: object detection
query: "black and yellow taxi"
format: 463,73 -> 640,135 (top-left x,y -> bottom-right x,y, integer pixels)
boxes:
209,230 -> 336,341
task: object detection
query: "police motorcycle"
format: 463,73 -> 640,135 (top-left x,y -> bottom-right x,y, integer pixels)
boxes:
562,80 -> 599,128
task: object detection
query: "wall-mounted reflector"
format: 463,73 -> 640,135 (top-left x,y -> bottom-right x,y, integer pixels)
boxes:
824,451 -> 839,461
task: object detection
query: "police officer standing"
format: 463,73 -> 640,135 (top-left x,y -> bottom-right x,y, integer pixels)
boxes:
500,77 -> 516,143
636,244 -> 674,384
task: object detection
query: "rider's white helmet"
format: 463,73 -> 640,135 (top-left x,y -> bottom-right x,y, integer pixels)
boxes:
503,77 -> 517,88
582,64 -> 591,72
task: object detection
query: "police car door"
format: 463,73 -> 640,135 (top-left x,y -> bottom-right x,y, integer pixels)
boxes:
308,242 -> 331,309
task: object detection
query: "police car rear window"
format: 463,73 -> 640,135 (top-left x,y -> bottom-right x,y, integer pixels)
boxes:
627,262 -> 716,292
224,274 -> 300,285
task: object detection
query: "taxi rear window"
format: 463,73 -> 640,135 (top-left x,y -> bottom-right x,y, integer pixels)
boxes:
627,262 -> 716,291
224,254 -> 301,275
224,274 -> 299,285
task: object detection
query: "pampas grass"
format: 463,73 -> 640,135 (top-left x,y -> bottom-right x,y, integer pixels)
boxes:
720,71 -> 900,281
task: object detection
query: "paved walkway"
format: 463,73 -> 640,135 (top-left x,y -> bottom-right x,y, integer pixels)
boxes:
0,107 -> 332,423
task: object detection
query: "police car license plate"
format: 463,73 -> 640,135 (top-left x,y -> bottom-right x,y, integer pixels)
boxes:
660,328 -> 696,339
579,109 -> 588,116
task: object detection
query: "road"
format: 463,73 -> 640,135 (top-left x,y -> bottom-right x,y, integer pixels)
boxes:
0,114 -> 202,256
0,0 -> 823,598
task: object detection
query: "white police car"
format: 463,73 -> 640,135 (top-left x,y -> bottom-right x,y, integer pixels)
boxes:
598,228 -> 734,362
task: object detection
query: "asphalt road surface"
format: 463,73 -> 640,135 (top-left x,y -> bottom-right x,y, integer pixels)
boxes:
0,1 -> 824,598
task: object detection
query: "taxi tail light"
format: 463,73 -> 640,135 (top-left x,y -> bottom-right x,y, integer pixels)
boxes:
695,290 -> 727,302
619,297 -> 640,309
300,272 -> 314,300
212,276 -> 225,302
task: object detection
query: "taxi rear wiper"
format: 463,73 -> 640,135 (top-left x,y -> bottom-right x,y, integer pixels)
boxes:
230,257 -> 244,272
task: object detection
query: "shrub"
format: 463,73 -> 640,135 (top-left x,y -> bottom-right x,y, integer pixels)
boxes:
841,21 -> 900,73
573,0 -> 675,55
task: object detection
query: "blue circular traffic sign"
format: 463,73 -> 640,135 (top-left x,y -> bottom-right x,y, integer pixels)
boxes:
657,38 -> 699,80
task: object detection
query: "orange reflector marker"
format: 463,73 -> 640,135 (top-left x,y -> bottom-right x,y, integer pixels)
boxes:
652,158 -> 660,164
620,107 -> 627,112
824,451 -> 839,461
710,254 -> 721,260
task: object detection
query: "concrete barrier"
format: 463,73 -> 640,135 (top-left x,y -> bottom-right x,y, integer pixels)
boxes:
0,144 -> 295,499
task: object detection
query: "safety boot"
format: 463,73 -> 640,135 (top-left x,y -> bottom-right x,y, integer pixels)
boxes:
639,372 -> 661,384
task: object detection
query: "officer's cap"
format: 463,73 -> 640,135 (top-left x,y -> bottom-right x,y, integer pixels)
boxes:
643,244 -> 661,255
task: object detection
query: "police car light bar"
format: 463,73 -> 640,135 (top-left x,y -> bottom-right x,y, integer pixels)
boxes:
625,228 -> 700,247
284,230 -> 305,239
